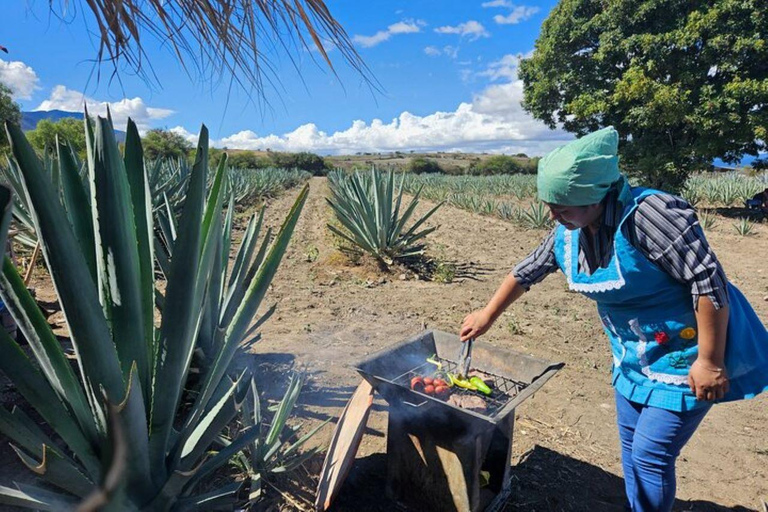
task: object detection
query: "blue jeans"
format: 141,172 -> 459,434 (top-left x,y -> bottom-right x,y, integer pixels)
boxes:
615,391 -> 710,512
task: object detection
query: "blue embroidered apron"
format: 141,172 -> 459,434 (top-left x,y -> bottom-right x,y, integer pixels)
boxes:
553,187 -> 768,411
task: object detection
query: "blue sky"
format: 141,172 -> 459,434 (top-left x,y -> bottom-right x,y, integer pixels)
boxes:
0,1 -> 573,155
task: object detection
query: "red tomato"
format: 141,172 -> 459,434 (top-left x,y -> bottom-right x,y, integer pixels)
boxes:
423,385 -> 435,395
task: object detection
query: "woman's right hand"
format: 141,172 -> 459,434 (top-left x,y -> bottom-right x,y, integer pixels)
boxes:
460,309 -> 493,342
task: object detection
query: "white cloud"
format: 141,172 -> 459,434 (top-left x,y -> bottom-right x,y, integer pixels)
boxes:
0,59 -> 40,100
477,52 -> 533,81
434,21 -> 490,41
424,45 -> 460,59
34,85 -> 174,131
211,51 -> 571,156
482,2 -> 539,25
170,126 -> 199,145
494,5 -> 539,24
353,20 -> 423,48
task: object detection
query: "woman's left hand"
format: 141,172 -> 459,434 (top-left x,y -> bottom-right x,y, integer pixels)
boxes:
688,359 -> 729,401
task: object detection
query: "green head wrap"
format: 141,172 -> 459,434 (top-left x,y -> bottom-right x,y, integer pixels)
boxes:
537,126 -> 621,206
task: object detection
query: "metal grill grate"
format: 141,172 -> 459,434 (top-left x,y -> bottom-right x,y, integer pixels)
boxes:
391,355 -> 529,418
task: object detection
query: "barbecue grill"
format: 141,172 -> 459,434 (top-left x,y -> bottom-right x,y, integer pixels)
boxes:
354,329 -> 563,512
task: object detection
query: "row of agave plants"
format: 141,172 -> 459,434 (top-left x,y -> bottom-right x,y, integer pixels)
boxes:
400,173 -> 538,202
681,172 -> 768,208
0,117 -> 318,510
1,151 -> 310,251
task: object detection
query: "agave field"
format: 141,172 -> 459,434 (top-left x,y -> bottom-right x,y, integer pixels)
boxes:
0,126 -> 765,510
681,172 -> 768,209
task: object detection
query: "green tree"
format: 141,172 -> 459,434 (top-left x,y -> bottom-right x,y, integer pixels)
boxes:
407,157 -> 443,174
0,84 -> 22,154
270,151 -> 328,175
469,155 -> 527,175
228,151 -> 271,169
519,0 -> 768,190
27,118 -> 87,155
142,128 -> 192,160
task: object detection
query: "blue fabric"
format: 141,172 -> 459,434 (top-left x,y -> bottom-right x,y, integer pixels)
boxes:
615,390 -> 710,512
553,185 -> 768,411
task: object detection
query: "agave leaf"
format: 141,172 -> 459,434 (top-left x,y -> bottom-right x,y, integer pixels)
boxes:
227,208 -> 263,293
4,122 -> 125,406
177,371 -> 249,469
0,193 -> 98,446
11,444 -> 94,497
0,483 -> 79,510
264,373 -> 303,453
0,288 -> 100,477
57,139 -> 96,282
150,126 -> 210,478
90,116 -> 150,393
0,186 -> 10,263
184,185 -> 309,435
116,364 -> 154,500
280,417 -> 331,460
270,445 -> 323,474
123,119 -> 156,383
0,407 -> 51,460
221,223 -> 270,327
176,482 -> 243,512
182,425 -> 261,493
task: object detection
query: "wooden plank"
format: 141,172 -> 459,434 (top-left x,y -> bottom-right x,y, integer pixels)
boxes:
314,380 -> 375,512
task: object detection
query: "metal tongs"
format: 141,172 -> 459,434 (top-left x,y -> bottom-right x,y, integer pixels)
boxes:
457,337 -> 474,378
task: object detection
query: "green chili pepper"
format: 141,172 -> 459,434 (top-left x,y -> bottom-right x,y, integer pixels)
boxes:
450,374 -> 478,391
426,355 -> 442,369
469,376 -> 492,395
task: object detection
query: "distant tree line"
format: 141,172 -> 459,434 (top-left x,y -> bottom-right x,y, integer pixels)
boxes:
406,155 -> 539,175
11,117 -> 542,177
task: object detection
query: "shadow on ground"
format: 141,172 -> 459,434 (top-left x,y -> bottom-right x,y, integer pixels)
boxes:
329,445 -> 756,512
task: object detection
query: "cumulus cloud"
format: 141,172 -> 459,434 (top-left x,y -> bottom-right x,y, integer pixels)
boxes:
494,6 -> 539,24
353,20 -> 423,48
35,85 -> 174,131
212,58 -> 568,156
0,59 -> 40,100
477,51 -> 533,81
434,21 -> 490,41
482,2 -> 539,25
424,45 -> 459,59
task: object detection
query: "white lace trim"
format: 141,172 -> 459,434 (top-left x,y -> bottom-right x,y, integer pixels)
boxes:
563,228 -> 626,293
629,318 -> 689,386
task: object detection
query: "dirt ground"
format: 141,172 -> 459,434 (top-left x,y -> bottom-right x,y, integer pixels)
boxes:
1,176 -> 766,511
252,177 -> 768,511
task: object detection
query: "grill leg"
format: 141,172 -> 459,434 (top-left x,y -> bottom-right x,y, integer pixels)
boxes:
385,408 -> 514,512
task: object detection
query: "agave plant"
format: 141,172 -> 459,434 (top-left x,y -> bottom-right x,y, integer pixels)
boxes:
0,116 -> 309,510
327,167 -> 444,266
733,217 -> 755,236
699,211 -> 718,230
518,201 -> 553,230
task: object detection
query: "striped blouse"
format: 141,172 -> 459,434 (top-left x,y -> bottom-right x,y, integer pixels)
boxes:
512,188 -> 729,310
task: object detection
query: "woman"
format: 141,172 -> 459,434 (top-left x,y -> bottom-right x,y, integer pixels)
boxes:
460,127 -> 768,512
